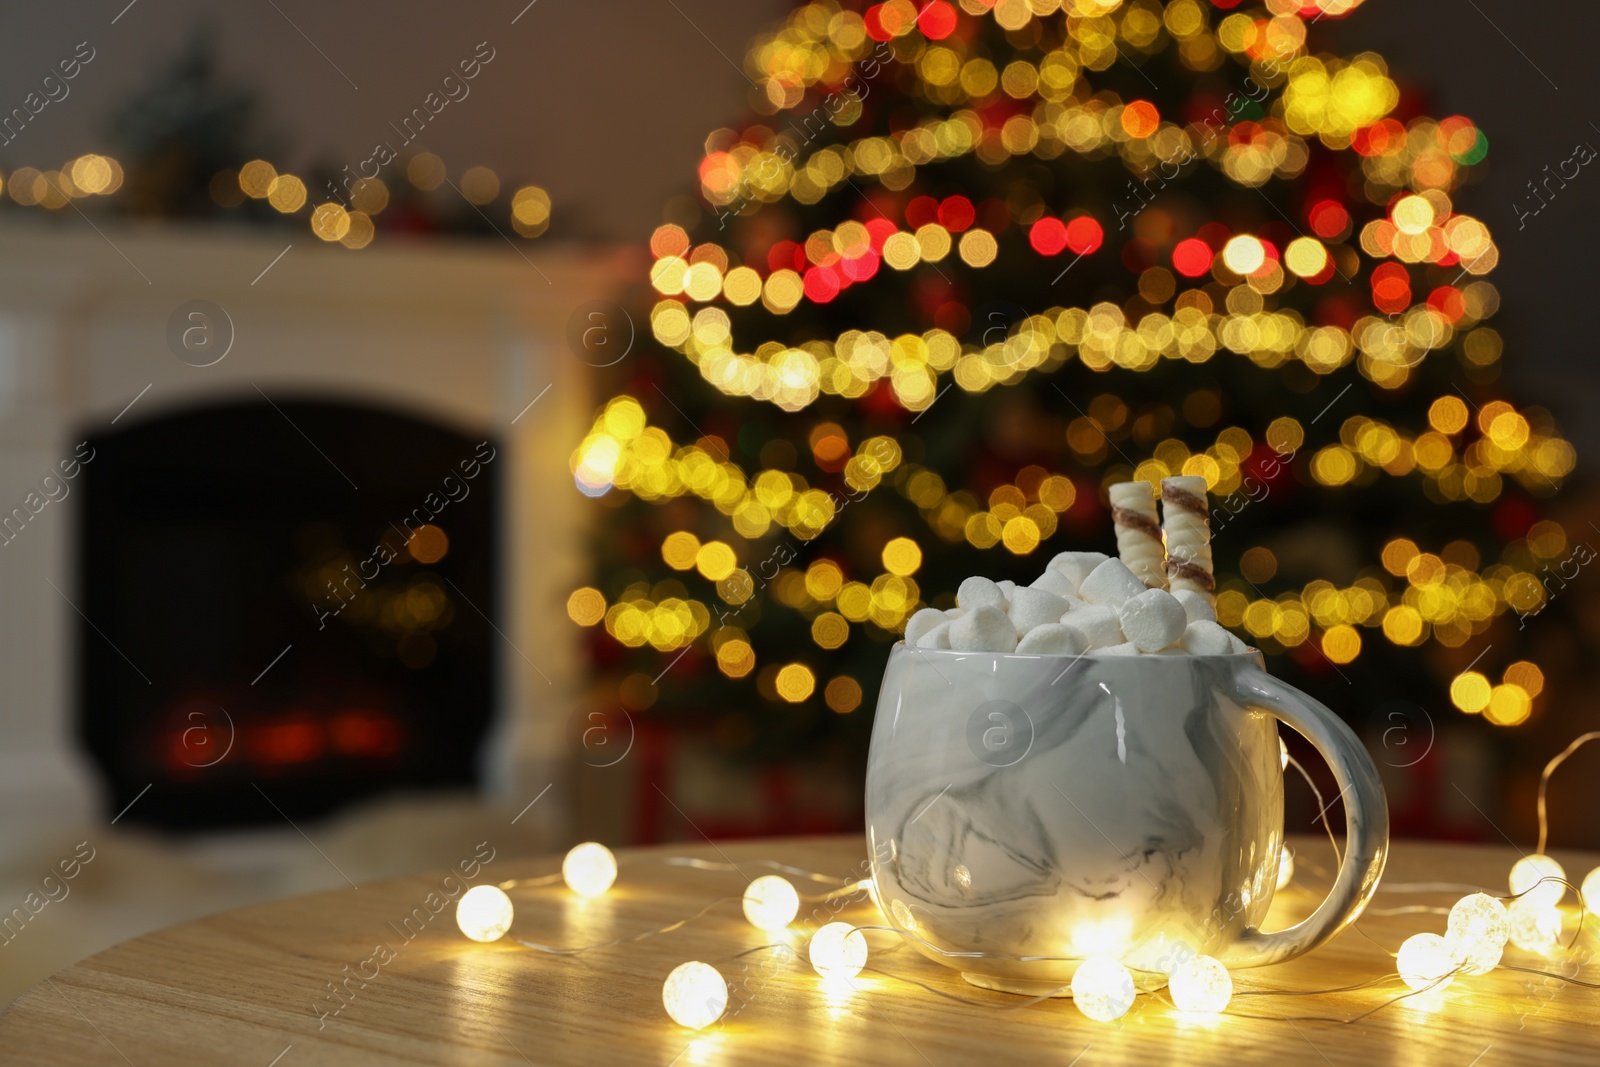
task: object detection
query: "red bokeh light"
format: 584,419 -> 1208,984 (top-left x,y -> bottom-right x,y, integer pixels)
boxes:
906,195 -> 941,228
938,195 -> 976,232
1029,217 -> 1068,255
1064,216 -> 1103,255
804,265 -> 842,303
767,240 -> 801,274
1172,237 -> 1213,277
1371,262 -> 1411,314
918,0 -> 958,39
1309,199 -> 1350,239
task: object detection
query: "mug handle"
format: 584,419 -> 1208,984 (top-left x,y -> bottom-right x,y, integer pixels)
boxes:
1218,666 -> 1389,969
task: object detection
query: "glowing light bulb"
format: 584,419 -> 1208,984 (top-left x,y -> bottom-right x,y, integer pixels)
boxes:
1221,235 -> 1266,276
1168,955 -> 1232,1013
1509,854 -> 1565,908
1582,866 -> 1600,912
1276,846 -> 1294,891
808,922 -> 867,980
742,875 -> 800,931
1444,893 -> 1508,975
662,961 -> 727,1030
563,842 -> 617,898
1071,956 -> 1136,1022
455,884 -> 513,942
1507,897 -> 1563,954
1397,932 -> 1457,992
1279,737 -> 1289,769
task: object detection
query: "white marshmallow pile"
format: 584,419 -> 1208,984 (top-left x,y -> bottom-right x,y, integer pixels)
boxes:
903,553 -> 1250,658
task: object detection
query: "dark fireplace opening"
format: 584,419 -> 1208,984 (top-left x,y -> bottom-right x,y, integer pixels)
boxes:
77,397 -> 499,831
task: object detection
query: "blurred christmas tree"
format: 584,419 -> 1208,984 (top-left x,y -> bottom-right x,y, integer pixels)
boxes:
568,0 -> 1574,809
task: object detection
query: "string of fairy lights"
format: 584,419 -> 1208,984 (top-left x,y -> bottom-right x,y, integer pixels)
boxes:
569,0 -> 1575,729
452,734 -> 1600,1032
0,152 -> 552,248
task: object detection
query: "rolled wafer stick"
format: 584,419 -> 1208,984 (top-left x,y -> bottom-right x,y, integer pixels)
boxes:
1109,480 -> 1166,589
1161,475 -> 1215,603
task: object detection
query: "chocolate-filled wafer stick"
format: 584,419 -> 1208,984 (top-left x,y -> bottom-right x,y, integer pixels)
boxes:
1109,480 -> 1166,589
1161,475 -> 1215,603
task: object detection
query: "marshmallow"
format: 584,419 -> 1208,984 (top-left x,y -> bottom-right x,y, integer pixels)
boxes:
949,605 -> 1019,653
1078,558 -> 1147,608
945,606 -> 967,619
957,576 -> 1006,611
1009,587 -> 1072,637
1181,620 -> 1248,655
1030,568 -> 1078,598
1048,551 -> 1109,590
1057,604 -> 1124,649
1090,641 -> 1140,656
904,608 -> 946,646
1118,588 -> 1188,653
916,622 -> 952,650
1172,588 -> 1217,625
997,580 -> 1016,603
1015,624 -> 1088,656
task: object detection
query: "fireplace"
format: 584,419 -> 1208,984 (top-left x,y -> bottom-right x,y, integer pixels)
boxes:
78,398 -> 499,829
0,225 -> 608,849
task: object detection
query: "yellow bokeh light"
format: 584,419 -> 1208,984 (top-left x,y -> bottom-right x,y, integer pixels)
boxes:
1504,661 -> 1544,697
805,561 -> 844,601
1484,684 -> 1531,727
825,676 -> 862,713
511,185 -> 551,236
1283,237 -> 1328,278
958,228 -> 998,268
695,541 -> 737,581
1428,396 -> 1469,434
717,638 -> 755,678
1449,671 -> 1491,714
70,154 -> 113,194
1221,235 -> 1266,275
1321,624 -> 1361,664
407,152 -> 446,190
238,159 -> 276,199
811,612 -> 849,650
310,202 -> 351,241
461,165 -> 500,205
1392,195 -> 1435,236
882,231 -> 920,270
1381,538 -> 1419,576
775,663 -> 816,702
881,537 -> 922,576
566,587 -> 606,626
723,266 -> 762,305
267,174 -> 307,213
662,531 -> 701,570
340,211 -> 375,250
1382,604 -> 1424,645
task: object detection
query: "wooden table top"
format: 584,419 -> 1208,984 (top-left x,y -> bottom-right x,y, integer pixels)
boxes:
2,834 -> 1596,1065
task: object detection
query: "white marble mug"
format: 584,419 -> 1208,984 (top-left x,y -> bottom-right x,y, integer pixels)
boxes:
864,644 -> 1388,995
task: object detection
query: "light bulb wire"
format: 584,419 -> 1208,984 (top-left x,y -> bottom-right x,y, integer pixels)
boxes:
512,895 -> 737,956
1284,752 -> 1342,869
1536,731 -> 1600,854
663,857 -> 859,885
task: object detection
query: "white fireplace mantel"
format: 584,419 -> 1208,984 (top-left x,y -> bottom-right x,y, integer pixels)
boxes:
0,220 -> 614,848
